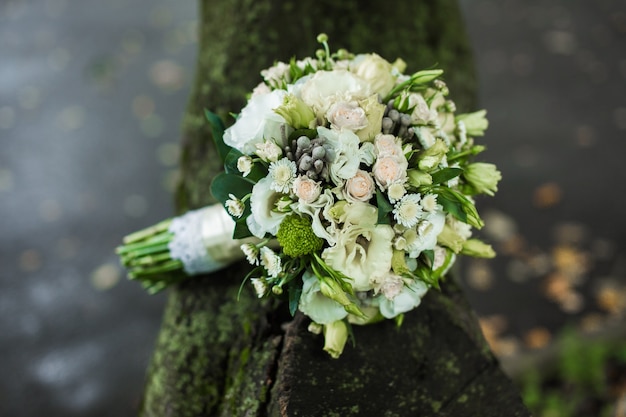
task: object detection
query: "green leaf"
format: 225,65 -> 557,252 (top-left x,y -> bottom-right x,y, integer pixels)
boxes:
224,148 -> 244,174
232,219 -> 253,239
421,249 -> 435,266
210,172 -> 254,204
431,167 -> 463,185
204,109 -> 229,163
376,190 -> 393,224
288,282 -> 303,316
437,190 -> 467,224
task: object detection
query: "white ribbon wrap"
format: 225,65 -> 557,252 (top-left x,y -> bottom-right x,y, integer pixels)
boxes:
168,205 -> 244,275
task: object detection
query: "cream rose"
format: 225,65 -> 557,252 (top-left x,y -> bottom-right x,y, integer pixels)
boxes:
293,175 -> 321,204
344,170 -> 375,203
374,133 -> 404,158
321,202 -> 394,291
373,156 -> 408,190
326,101 -> 368,132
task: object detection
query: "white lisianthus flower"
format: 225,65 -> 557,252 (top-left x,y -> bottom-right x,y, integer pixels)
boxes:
298,270 -> 348,325
224,89 -> 288,154
378,279 -> 428,319
292,175 -> 321,204
322,202 -> 394,291
359,142 -> 376,166
350,53 -> 397,98
237,155 -> 253,177
247,176 -> 289,238
355,95 -> 386,142
317,127 -> 361,185
299,70 -> 371,118
250,277 -> 268,298
326,101 -> 368,132
405,210 -> 446,257
240,243 -> 259,265
255,139 -> 283,162
297,188 -> 338,245
225,194 -> 245,218
344,170 -> 375,203
373,155 -> 408,190
268,158 -> 297,193
393,193 -> 423,228
259,246 -> 281,278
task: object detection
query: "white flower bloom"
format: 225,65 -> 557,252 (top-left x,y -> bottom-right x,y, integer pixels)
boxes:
371,273 -> 405,300
261,61 -> 290,87
322,202 -> 394,291
225,194 -> 245,218
317,127 -> 361,185
378,279 -> 428,319
359,142 -> 376,166
405,210 -> 446,258
240,243 -> 259,265
409,93 -> 438,125
255,139 -> 283,162
421,193 -> 438,212
223,89 -> 288,154
268,158 -> 297,193
299,70 -> 371,118
260,246 -> 281,278
251,82 -> 271,97
247,176 -> 289,238
350,53 -> 397,97
326,101 -> 368,131
298,270 -> 348,325
393,193 -> 422,228
344,170 -> 375,203
237,155 -> 253,176
250,277 -> 268,298
296,188 -> 338,245
387,182 -> 406,203
292,175 -> 321,204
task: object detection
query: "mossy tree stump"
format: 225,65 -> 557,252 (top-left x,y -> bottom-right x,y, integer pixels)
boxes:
140,1 -> 531,415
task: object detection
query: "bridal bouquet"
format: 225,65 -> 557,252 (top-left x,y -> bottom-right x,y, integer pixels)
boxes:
117,35 -> 501,358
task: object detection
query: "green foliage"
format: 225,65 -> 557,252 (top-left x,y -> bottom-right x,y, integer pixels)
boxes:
204,109 -> 228,163
375,189 -> 393,224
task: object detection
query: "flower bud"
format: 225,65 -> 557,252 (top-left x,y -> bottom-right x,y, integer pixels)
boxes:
456,110 -> 489,137
274,94 -> 316,129
461,239 -> 496,258
418,139 -> 448,172
323,320 -> 348,359
463,162 -> 501,196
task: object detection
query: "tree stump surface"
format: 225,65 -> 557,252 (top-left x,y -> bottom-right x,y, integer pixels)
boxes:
138,1 -> 531,415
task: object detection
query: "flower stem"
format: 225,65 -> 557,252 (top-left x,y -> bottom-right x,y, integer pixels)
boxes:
122,219 -> 172,244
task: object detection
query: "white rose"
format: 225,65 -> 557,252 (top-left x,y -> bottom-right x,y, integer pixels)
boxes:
326,101 -> 368,132
246,176 -> 289,238
299,70 -> 371,118
351,53 -> 397,98
293,175 -> 321,204
321,202 -> 394,291
378,279 -> 428,319
344,170 -> 375,203
374,133 -> 404,159
298,270 -> 348,325
223,89 -> 289,154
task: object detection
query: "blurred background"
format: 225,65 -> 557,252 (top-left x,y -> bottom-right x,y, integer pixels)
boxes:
0,0 -> 624,416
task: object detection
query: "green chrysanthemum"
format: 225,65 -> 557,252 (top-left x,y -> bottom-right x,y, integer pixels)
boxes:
276,214 -> 324,258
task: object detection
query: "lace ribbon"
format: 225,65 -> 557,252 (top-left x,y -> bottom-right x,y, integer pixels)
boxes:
168,205 -> 241,275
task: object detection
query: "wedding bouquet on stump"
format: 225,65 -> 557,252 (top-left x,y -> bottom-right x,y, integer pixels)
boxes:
117,35 -> 501,358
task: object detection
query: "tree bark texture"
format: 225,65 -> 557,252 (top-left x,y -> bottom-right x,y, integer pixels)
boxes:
140,1 -> 530,416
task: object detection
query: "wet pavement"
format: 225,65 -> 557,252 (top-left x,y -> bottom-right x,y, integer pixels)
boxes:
0,0 -> 624,415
